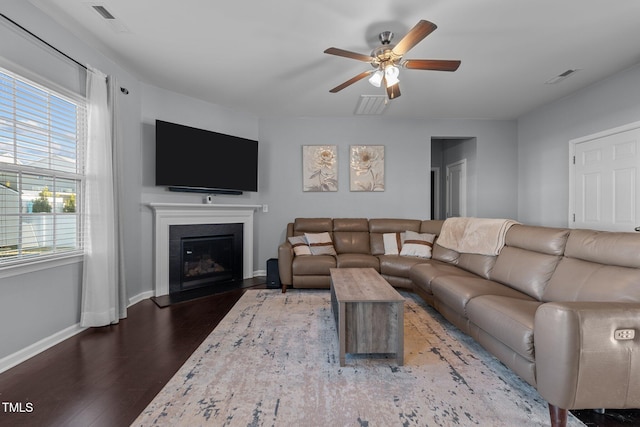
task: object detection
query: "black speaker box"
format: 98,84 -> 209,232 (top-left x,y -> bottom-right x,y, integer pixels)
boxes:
266,258 -> 280,289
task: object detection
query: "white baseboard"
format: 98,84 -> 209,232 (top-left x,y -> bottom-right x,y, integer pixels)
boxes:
1,284 -> 264,375
253,270 -> 266,277
129,290 -> 154,306
0,323 -> 87,374
0,291 -> 154,375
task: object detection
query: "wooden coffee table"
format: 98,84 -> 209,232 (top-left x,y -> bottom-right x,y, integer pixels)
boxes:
329,268 -> 405,366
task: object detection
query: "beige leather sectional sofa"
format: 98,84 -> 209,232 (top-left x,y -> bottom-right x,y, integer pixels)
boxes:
278,217 -> 640,427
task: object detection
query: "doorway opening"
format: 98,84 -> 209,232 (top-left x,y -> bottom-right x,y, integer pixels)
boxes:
431,137 -> 476,219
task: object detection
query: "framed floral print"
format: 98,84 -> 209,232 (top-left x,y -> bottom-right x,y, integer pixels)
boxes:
350,145 -> 384,191
302,145 -> 338,192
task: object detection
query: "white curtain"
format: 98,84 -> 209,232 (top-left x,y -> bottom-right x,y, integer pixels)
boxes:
80,66 -> 127,327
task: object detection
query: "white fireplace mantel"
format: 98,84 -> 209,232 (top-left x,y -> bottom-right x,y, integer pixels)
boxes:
148,203 -> 261,297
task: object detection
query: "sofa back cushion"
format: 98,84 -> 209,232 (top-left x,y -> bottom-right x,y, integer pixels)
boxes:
432,244 -> 460,264
456,253 -> 496,279
505,224 -> 568,256
420,220 -> 445,235
332,218 -> 371,254
543,229 -> 640,302
490,225 -> 569,300
293,218 -> 333,236
369,218 -> 421,256
564,228 -> 640,267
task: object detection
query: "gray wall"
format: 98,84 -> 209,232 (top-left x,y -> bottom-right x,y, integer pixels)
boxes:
517,62 -> 640,226
256,117 -> 517,265
136,97 -> 517,291
0,1 -> 518,363
138,83 -> 261,291
0,1 -> 142,361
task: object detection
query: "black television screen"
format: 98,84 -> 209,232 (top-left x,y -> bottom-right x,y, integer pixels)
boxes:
155,120 -> 258,193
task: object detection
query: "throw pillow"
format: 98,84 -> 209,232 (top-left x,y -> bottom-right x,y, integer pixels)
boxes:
288,236 -> 311,256
383,232 -> 404,255
400,230 -> 435,258
304,232 -> 337,256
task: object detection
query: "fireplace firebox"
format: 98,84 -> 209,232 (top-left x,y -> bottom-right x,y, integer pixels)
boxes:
169,223 -> 243,295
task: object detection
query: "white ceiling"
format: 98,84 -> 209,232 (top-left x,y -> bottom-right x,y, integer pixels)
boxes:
29,0 -> 640,119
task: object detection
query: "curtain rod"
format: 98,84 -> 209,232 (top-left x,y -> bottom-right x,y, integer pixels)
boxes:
0,12 -> 88,71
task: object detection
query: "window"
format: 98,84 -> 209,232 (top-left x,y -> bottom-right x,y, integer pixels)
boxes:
0,67 -> 85,267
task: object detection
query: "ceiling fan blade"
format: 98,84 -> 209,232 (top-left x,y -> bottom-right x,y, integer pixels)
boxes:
403,59 -> 461,71
392,20 -> 437,56
324,47 -> 374,63
329,71 -> 373,93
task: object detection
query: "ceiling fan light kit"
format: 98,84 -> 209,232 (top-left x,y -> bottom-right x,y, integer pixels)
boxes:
368,70 -> 384,87
324,20 -> 461,100
384,66 -> 400,87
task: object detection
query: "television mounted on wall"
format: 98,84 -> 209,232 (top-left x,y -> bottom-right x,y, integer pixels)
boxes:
155,120 -> 258,194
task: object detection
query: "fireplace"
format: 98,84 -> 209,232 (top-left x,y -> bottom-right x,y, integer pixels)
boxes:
169,223 -> 243,295
149,203 -> 259,297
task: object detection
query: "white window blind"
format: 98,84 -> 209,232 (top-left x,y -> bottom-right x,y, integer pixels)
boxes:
0,66 -> 85,266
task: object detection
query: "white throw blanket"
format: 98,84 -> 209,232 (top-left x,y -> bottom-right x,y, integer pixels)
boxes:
437,217 -> 519,256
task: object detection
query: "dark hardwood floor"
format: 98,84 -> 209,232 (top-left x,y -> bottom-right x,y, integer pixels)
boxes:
0,281 -> 260,427
0,282 -> 638,427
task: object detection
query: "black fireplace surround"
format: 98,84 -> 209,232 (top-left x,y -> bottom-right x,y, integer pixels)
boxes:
169,223 -> 243,295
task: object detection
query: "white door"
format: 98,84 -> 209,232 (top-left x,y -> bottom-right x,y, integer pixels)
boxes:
571,123 -> 640,232
446,159 -> 466,218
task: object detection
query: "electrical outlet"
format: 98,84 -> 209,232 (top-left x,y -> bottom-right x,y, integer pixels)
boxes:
262,204 -> 268,213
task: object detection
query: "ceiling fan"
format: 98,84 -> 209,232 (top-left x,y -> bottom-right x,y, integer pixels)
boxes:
324,20 -> 461,99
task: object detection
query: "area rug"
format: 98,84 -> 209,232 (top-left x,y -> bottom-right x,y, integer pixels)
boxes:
133,289 -> 585,426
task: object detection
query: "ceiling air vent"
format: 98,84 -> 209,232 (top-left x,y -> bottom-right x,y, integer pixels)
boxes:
87,3 -> 130,32
354,95 -> 388,115
545,69 -> 580,84
92,5 -> 115,19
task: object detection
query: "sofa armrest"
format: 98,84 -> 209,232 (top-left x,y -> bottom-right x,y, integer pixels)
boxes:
534,302 -> 640,410
278,241 -> 294,286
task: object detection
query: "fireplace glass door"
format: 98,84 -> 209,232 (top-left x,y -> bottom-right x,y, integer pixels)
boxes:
181,235 -> 235,288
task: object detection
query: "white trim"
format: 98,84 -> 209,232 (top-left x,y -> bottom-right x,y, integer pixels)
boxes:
148,203 -> 260,296
445,159 -> 467,217
0,57 -> 85,101
0,253 -> 83,279
128,290 -> 155,307
0,266 -> 266,375
431,167 -> 441,220
570,120 -> 640,144
0,290 -> 168,374
0,323 -> 87,374
568,120 -> 640,228
0,289 -> 151,375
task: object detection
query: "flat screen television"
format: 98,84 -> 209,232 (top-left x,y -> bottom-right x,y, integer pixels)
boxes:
155,120 -> 258,194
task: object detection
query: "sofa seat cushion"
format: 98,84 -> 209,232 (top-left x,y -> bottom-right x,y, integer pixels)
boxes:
467,295 -> 542,363
410,262 -> 478,295
431,276 -> 535,318
292,255 -> 336,275
336,253 -> 380,270
378,255 -> 427,278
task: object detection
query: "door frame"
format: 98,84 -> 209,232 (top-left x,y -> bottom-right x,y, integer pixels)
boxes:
431,167 -> 440,219
568,120 -> 640,229
446,159 -> 467,218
